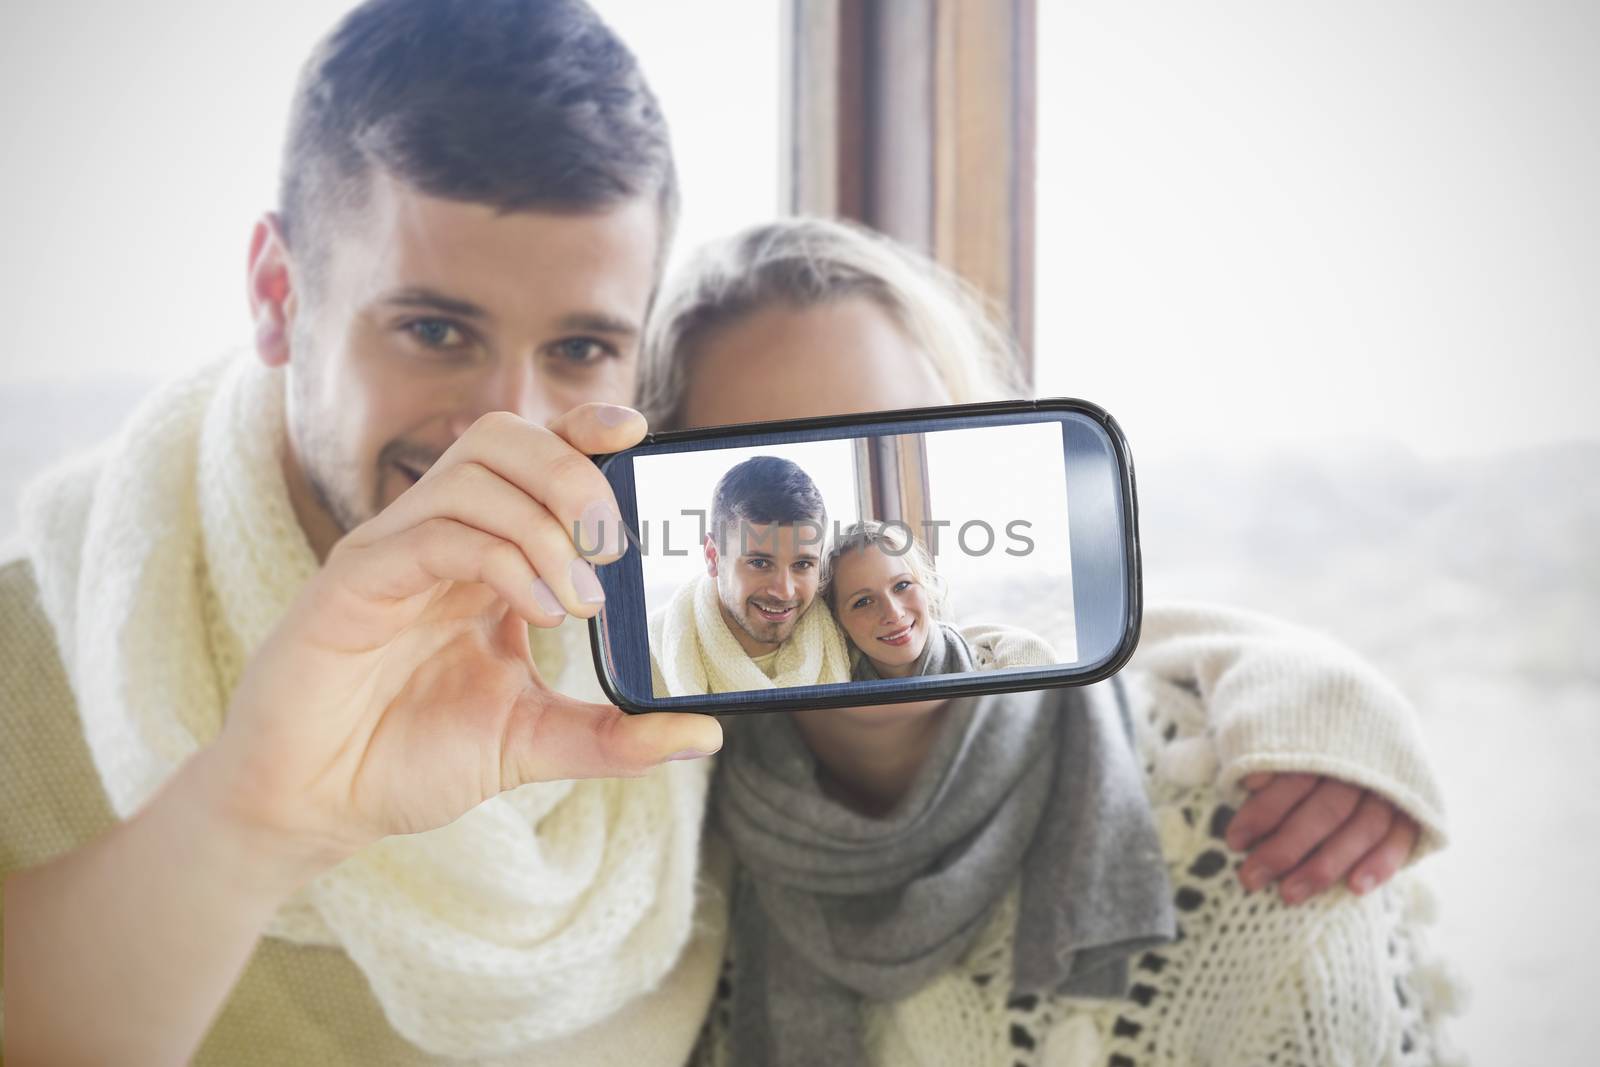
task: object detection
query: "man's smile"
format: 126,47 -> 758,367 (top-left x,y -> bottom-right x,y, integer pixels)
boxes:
751,599 -> 798,623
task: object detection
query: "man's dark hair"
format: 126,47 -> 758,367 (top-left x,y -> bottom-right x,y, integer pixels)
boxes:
279,0 -> 678,288
710,457 -> 827,554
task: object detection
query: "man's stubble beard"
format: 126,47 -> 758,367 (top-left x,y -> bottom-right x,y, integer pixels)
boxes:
285,335 -> 377,539
715,577 -> 807,651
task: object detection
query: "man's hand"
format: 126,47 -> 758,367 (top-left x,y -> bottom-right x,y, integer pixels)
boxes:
203,404 -> 723,875
1226,772 -> 1419,905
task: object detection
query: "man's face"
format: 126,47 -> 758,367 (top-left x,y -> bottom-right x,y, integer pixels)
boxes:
268,171 -> 660,557
706,520 -> 823,656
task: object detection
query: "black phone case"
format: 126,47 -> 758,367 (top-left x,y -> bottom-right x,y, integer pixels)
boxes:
586,396 -> 1143,715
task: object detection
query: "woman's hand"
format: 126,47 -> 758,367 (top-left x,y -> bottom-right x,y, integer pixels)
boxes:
1226,772 -> 1419,904
204,404 -> 723,876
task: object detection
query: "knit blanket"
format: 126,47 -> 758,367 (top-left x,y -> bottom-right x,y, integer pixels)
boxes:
693,660 -> 1465,1067
16,353 -> 709,1059
649,573 -> 852,695
960,620 -> 1060,671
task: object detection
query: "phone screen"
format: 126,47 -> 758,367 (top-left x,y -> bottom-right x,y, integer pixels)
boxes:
590,401 -> 1138,714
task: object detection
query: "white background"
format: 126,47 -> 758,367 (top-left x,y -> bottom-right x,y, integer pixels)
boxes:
1035,0 -> 1599,462
1,3 -> 1595,1062
922,421 -> 1077,660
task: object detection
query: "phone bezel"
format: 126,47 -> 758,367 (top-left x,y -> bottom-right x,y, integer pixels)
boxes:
586,397 -> 1142,715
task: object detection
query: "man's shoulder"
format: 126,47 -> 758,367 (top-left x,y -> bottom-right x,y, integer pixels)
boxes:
0,549 -> 79,727
0,553 -> 116,872
0,554 -> 58,660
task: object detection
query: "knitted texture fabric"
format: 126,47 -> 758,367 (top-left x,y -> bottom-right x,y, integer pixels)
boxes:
713,683 -> 1176,1067
0,554 -> 733,1066
851,619 -> 976,680
12,353 -> 711,1059
690,606 -> 1463,1066
960,621 -> 1060,671
649,573 -> 852,695
1133,602 -> 1449,859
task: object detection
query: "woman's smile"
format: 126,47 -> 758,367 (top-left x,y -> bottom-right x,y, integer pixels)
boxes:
877,620 -> 916,647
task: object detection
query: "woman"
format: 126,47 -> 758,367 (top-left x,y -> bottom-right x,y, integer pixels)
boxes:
638,217 -> 1461,1065
823,519 -> 1056,681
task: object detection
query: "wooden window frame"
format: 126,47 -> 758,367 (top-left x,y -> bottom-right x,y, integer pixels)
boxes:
782,0 -> 1037,382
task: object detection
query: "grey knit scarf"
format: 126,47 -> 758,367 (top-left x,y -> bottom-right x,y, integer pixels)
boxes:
851,618 -> 977,681
712,679 -> 1177,1067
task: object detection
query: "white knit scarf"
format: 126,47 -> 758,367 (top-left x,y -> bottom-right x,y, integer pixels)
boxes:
648,573 -> 852,695
17,353 -> 709,1059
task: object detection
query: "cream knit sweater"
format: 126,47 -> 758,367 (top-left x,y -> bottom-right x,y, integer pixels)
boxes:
0,354 -> 729,1064
691,604 -> 1463,1067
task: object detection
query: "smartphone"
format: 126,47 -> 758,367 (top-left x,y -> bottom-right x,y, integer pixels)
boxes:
586,398 -> 1141,715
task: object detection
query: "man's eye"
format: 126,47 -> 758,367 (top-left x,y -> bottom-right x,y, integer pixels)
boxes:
795,560 -> 815,571
550,337 -> 614,364
748,559 -> 769,569
406,318 -> 467,349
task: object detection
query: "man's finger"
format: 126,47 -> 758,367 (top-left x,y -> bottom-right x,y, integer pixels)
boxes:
546,402 -> 649,460
543,404 -> 648,560
1276,791 -> 1395,905
502,692 -> 723,785
1237,777 -> 1363,892
1226,772 -> 1318,852
364,459 -> 617,615
359,410 -> 636,565
309,517 -> 565,652
1346,814 -> 1420,896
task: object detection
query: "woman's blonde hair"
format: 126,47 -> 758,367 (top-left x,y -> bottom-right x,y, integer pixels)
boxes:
637,216 -> 1030,429
822,520 -> 949,622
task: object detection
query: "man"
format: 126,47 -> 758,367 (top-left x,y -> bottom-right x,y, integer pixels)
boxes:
707,458 -> 829,660
650,456 -> 851,696
2,2 -> 722,1064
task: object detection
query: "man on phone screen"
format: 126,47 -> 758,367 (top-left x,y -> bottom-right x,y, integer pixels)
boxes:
649,455 -> 853,696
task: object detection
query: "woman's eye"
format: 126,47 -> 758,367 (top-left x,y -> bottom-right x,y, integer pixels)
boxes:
550,337 -> 614,365
894,579 -> 913,592
406,318 -> 467,349
851,596 -> 870,610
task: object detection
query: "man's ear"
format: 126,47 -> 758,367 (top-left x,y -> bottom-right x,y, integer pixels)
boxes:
704,534 -> 719,578
247,212 -> 299,368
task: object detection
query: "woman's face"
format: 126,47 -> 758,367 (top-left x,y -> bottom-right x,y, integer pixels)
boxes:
680,295 -> 953,725
679,296 -> 950,425
830,544 -> 932,677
